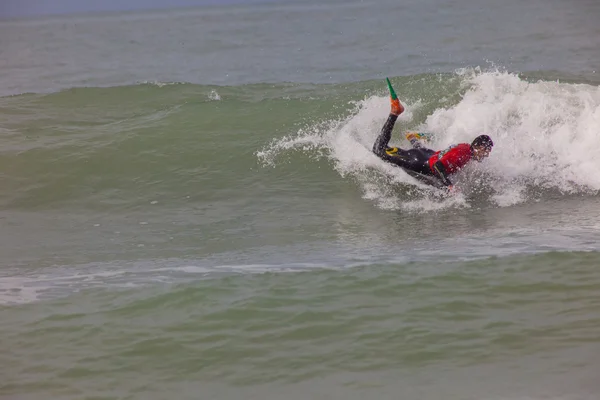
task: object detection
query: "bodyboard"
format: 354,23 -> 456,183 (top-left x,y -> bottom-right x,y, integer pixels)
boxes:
401,167 -> 447,189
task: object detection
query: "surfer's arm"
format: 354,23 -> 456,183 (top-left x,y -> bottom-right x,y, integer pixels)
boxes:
373,114 -> 398,159
432,160 -> 453,187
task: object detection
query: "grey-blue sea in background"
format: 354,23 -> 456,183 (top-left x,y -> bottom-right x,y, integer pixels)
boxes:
1,0 -> 600,399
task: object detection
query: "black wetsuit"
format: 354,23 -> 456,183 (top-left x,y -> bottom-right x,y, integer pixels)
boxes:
372,114 -> 436,176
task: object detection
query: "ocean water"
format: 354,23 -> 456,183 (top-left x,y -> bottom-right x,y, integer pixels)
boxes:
1,0 -> 600,399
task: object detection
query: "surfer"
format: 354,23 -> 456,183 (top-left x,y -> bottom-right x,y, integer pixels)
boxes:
372,78 -> 494,191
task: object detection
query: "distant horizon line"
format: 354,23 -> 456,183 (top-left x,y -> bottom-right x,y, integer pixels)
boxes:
0,0 -> 293,21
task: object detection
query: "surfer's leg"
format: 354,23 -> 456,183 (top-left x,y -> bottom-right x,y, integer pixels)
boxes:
373,114 -> 398,157
379,148 -> 429,174
405,149 -> 435,175
374,82 -> 404,158
384,150 -> 419,171
406,132 -> 424,149
371,118 -> 420,170
410,140 -> 424,149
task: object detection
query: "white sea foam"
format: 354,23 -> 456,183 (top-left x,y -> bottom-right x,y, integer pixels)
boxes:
430,69 -> 600,204
208,89 -> 222,101
258,69 -> 600,210
138,80 -> 186,87
0,261 -> 342,305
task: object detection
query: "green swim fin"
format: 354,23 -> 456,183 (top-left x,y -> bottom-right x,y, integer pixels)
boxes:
386,77 -> 398,100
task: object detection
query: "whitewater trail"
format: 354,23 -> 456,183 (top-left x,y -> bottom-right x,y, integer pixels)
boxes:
258,69 -> 600,211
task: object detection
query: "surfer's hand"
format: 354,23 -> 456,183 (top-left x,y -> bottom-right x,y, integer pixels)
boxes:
390,97 -> 404,116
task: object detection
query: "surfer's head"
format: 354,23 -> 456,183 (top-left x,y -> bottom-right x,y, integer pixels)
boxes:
471,135 -> 493,161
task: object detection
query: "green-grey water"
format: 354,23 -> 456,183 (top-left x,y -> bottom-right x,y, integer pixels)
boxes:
2,0 -> 600,399
3,253 -> 600,399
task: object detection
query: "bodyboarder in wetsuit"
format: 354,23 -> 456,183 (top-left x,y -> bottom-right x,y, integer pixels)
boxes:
372,78 -> 494,190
